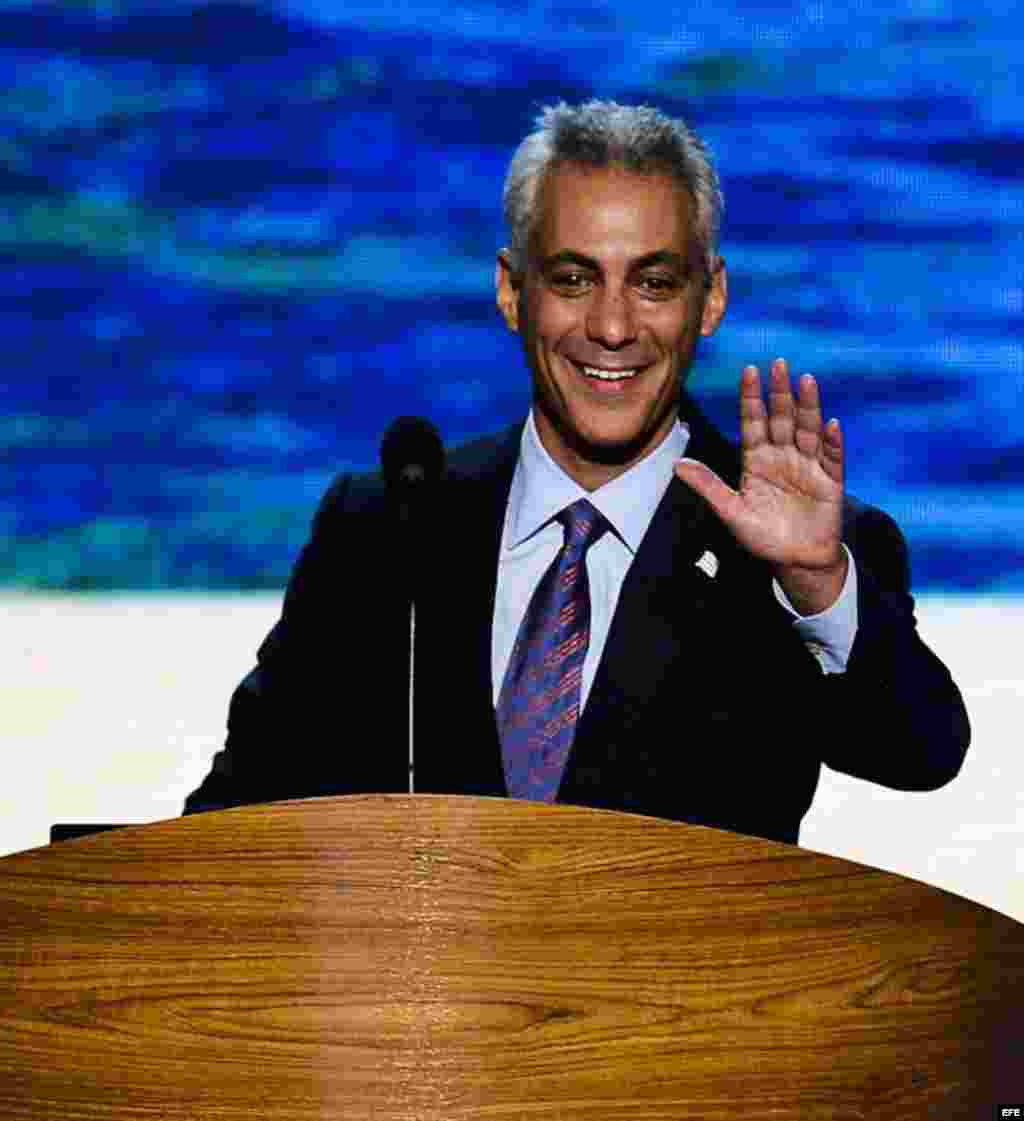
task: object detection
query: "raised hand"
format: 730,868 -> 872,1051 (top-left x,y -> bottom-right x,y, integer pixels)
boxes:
675,358 -> 847,615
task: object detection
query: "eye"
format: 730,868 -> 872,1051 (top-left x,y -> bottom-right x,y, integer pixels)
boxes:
636,274 -> 678,297
550,270 -> 592,293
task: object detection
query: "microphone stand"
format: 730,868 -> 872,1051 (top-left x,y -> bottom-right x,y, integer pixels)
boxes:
380,417 -> 445,798
409,599 -> 416,794
397,479 -> 420,795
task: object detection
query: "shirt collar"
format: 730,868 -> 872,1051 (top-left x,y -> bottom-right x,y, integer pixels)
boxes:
504,409 -> 691,553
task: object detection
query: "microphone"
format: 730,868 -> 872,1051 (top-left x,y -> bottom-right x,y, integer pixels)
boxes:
379,417 -> 446,797
380,416 -> 446,507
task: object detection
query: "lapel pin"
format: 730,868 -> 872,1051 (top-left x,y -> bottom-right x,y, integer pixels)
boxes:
695,550 -> 718,579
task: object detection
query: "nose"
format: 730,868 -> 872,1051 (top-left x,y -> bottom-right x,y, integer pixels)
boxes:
585,285 -> 637,350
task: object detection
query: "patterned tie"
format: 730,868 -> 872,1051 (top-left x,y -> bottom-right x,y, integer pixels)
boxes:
497,498 -> 609,802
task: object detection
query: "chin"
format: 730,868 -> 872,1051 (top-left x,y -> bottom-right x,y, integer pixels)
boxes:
560,413 -> 660,468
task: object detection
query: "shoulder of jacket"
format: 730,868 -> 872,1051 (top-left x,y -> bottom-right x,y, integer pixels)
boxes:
841,493 -> 903,541
312,420 -> 524,524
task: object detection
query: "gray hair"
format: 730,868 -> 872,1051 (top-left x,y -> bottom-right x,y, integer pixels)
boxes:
502,99 -> 723,277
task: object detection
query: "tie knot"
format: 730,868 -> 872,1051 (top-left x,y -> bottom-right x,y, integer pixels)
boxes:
557,498 -> 608,554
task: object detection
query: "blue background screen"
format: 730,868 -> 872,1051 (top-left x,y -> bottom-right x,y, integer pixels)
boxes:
3,0 -> 1021,591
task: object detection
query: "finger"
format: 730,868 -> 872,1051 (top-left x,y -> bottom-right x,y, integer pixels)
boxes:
819,416 -> 844,486
794,373 -> 822,458
739,365 -> 767,450
767,358 -> 796,446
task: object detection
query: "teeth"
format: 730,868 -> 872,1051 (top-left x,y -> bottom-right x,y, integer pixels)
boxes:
581,365 -> 638,381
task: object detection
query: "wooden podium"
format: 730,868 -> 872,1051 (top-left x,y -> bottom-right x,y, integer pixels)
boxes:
1,795 -> 1021,1119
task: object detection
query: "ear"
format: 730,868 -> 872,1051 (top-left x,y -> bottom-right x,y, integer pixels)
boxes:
700,258 -> 727,337
496,250 -> 521,333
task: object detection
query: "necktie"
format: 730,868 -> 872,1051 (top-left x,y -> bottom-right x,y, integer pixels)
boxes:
497,498 -> 609,802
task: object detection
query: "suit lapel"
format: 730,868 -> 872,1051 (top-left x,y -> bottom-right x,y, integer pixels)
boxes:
414,424 -> 520,797
564,396 -> 746,792
570,473 -> 724,758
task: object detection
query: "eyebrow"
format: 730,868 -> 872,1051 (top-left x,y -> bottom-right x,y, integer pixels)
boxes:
541,250 -> 692,273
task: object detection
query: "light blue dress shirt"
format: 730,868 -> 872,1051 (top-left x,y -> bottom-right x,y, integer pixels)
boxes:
491,410 -> 858,712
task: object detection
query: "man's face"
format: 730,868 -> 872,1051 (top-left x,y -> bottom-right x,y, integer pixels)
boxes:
497,162 -> 727,491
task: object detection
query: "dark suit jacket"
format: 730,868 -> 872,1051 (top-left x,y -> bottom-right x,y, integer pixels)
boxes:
184,395 -> 970,844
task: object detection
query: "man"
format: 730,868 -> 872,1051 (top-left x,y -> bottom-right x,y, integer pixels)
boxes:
184,100 -> 969,845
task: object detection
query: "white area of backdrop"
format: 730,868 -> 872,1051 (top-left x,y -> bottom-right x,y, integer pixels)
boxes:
2,592 -> 1021,922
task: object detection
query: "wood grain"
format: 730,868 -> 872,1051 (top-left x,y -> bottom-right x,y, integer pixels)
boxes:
1,795 -> 1021,1119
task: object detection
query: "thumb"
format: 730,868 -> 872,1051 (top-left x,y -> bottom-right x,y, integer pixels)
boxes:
674,458 -> 741,522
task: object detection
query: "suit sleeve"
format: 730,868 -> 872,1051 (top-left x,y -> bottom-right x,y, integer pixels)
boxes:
182,475 -> 352,815
818,505 -> 970,791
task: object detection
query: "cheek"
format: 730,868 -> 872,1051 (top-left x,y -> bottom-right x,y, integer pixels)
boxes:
664,308 -> 703,351
528,295 -> 576,346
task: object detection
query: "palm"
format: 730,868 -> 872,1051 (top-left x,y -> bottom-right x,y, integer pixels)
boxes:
677,360 -> 844,571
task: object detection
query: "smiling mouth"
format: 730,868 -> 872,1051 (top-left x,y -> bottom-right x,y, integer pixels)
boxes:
572,361 -> 644,382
